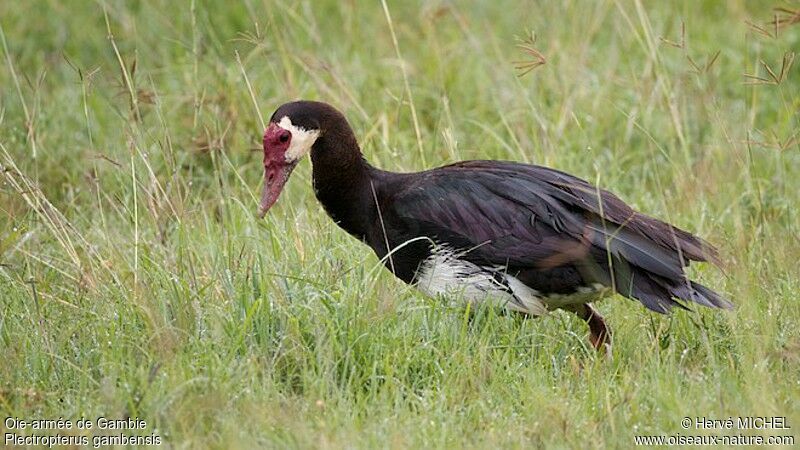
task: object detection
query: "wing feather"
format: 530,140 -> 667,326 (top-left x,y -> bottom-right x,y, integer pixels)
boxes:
384,161 -> 726,311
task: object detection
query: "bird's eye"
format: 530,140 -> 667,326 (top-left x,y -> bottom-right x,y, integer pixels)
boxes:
279,131 -> 290,143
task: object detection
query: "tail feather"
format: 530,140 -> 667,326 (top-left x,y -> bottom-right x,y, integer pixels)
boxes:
686,281 -> 733,310
621,267 -> 732,313
624,268 -> 688,314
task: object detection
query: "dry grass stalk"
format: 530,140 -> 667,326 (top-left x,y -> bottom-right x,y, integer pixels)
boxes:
744,51 -> 795,85
514,30 -> 546,77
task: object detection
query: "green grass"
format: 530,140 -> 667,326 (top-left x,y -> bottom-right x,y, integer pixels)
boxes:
1,0 -> 799,448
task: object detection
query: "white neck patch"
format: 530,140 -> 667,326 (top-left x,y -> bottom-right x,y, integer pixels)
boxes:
278,116 -> 320,163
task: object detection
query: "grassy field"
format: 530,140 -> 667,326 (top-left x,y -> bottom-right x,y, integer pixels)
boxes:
1,0 -> 799,448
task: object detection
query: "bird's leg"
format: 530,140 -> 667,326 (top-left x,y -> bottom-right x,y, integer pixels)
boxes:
570,303 -> 611,352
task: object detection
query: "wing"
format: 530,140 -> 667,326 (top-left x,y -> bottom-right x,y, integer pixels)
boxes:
384,161 -> 727,312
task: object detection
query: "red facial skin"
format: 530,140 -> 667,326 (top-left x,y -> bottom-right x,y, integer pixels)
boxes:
259,123 -> 295,217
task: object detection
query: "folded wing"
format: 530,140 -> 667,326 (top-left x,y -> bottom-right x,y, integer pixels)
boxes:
388,161 -> 730,313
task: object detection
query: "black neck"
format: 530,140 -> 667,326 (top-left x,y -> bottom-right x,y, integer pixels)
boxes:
310,135 -> 377,241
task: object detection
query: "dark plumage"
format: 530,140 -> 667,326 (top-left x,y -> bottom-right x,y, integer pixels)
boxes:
258,100 -> 731,351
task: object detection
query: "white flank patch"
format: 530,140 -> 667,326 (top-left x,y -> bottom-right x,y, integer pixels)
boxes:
542,283 -> 611,309
415,246 -> 613,315
415,246 -> 548,316
504,275 -> 548,316
278,116 -> 321,163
